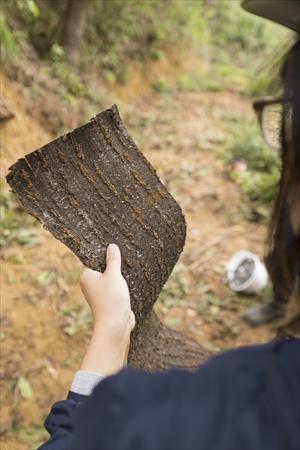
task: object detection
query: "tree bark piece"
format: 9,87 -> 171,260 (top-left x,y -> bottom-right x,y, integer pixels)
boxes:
6,105 -> 211,369
129,311 -> 210,371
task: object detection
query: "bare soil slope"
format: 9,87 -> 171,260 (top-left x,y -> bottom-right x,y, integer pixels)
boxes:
1,73 -> 279,449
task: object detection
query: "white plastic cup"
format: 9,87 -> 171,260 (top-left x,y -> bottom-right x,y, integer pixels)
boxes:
226,250 -> 268,294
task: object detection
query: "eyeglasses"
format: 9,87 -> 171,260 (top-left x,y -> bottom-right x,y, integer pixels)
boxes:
252,97 -> 292,152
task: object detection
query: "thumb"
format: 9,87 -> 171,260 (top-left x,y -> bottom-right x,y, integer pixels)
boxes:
105,243 -> 121,274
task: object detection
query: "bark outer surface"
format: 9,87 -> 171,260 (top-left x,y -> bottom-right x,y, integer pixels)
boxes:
6,105 -> 211,369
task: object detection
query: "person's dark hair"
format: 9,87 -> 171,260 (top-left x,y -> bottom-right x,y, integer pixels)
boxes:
266,39 -> 300,310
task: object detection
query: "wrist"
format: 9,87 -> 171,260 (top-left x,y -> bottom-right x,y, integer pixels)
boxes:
93,319 -> 132,345
79,327 -> 129,377
92,326 -> 130,351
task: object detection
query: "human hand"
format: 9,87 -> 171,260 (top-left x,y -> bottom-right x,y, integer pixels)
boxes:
80,243 -> 135,340
79,244 -> 135,376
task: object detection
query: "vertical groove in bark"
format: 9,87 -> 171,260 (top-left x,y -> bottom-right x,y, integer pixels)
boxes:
6,105 -> 211,369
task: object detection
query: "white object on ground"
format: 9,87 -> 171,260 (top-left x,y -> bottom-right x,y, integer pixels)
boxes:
226,250 -> 268,294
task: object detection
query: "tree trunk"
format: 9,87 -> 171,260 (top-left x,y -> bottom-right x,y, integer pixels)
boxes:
6,105 -> 211,370
60,0 -> 89,66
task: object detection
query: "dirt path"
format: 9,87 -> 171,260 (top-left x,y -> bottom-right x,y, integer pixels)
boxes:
1,74 -> 278,449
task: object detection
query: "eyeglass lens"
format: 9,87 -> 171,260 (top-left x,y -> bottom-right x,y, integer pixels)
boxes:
261,103 -> 283,151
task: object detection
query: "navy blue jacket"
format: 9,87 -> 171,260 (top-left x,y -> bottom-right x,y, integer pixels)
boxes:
39,338 -> 300,450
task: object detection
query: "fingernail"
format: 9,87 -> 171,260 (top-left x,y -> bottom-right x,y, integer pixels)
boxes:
108,243 -> 118,253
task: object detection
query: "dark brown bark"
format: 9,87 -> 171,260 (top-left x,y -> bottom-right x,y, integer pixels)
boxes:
60,0 -> 89,66
6,105 -> 211,370
129,311 -> 210,370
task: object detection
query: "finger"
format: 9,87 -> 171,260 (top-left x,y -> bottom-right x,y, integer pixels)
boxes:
105,243 -> 121,274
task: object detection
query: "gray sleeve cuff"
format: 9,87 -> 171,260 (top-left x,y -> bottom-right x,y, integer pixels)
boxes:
70,370 -> 105,396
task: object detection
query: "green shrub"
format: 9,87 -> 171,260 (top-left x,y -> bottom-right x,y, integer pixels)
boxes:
223,123 -> 281,203
16,0 -> 40,22
85,0 -> 207,70
209,1 -> 290,52
241,168 -> 280,202
224,123 -> 280,172
49,43 -> 64,63
3,0 -> 293,93
53,62 -> 87,97
0,14 -> 17,60
152,78 -> 169,93
206,2 -> 292,95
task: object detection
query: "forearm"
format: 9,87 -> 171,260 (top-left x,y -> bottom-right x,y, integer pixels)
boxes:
70,325 -> 129,396
40,243 -> 134,448
79,326 -> 129,377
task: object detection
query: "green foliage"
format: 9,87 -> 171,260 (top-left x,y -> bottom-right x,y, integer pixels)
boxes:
49,43 -> 64,63
0,14 -> 17,59
3,0 -> 293,96
103,69 -> 117,85
16,0 -> 40,22
241,168 -> 280,202
223,123 -> 281,203
85,0 -> 207,71
7,0 -> 61,57
52,62 -> 87,97
177,74 -> 223,93
225,124 -> 279,172
0,187 -> 39,248
209,1 -> 289,51
204,2 -> 292,96
152,78 -> 169,93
